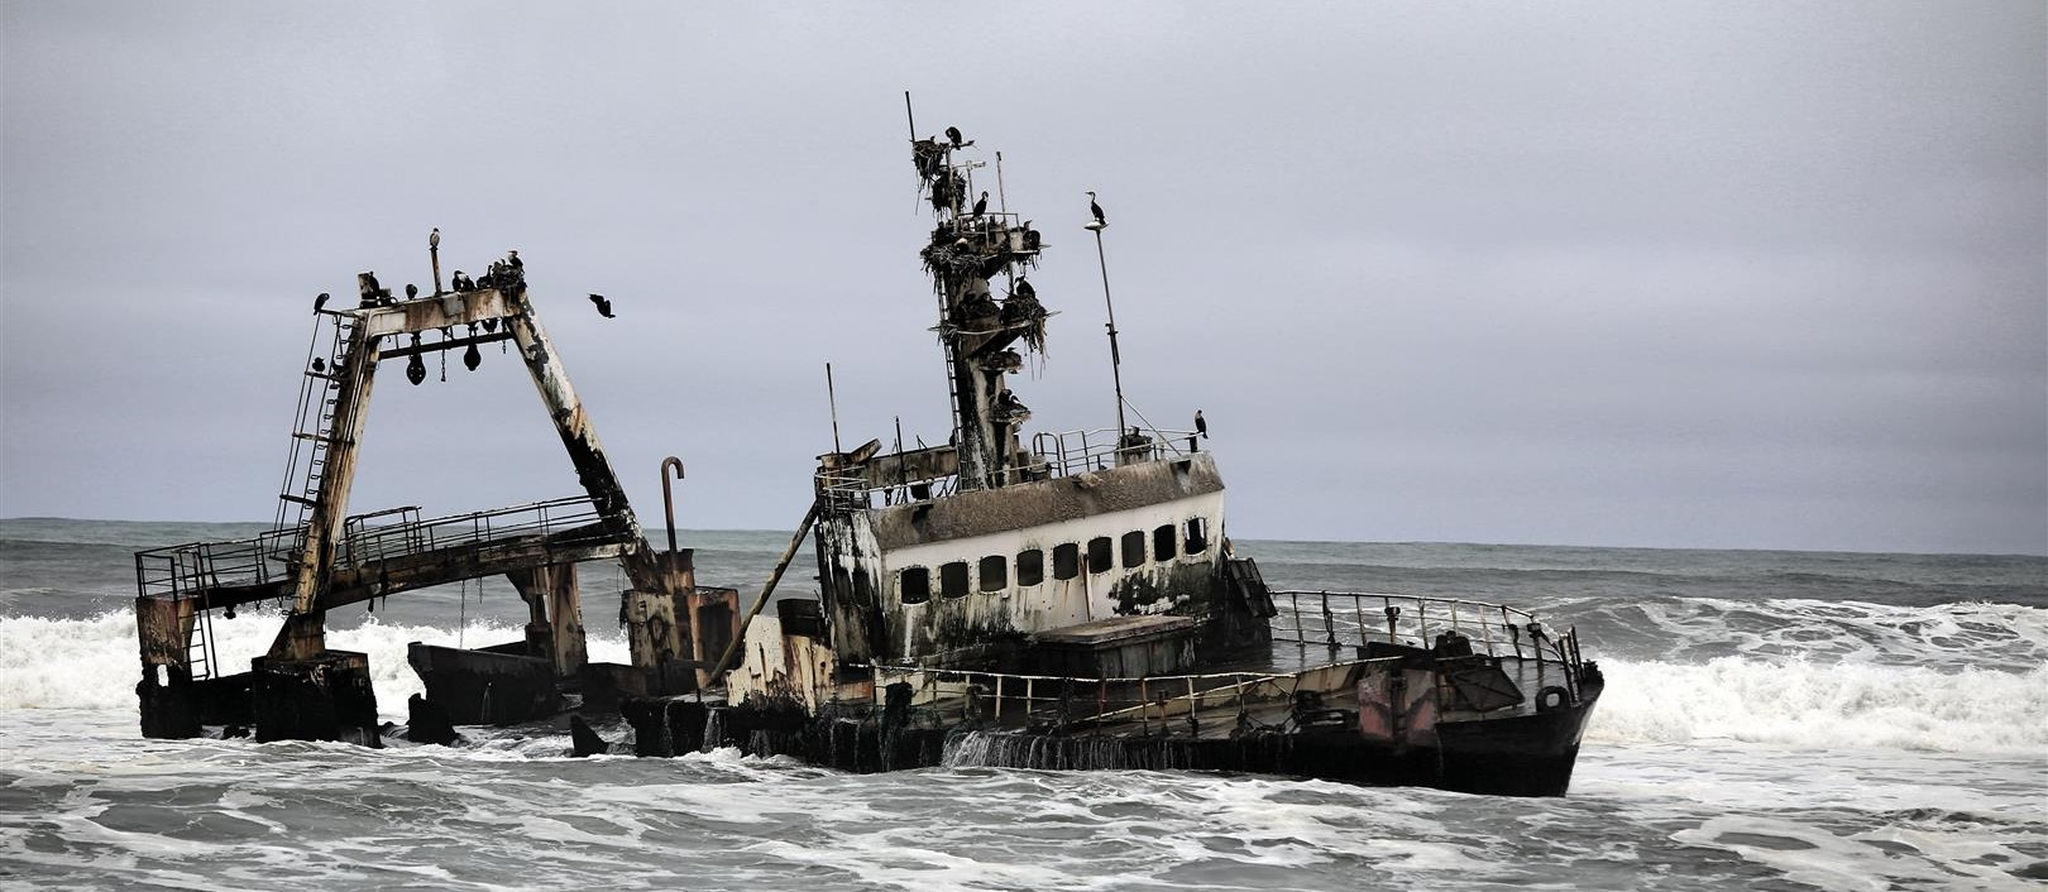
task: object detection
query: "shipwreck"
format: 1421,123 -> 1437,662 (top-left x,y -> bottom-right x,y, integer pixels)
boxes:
132,115 -> 1603,797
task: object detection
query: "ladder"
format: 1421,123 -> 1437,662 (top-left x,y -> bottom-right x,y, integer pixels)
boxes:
186,607 -> 218,681
273,312 -> 360,533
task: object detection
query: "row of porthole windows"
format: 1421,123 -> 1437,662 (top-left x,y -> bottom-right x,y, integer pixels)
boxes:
897,517 -> 1210,604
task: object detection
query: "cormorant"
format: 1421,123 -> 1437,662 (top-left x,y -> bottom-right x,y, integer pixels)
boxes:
971,191 -> 988,216
1015,278 -> 1035,299
452,271 -> 470,291
945,126 -> 964,147
1087,191 -> 1107,227
405,283 -> 419,300
1195,410 -> 1208,439
312,357 -> 326,373
429,227 -> 440,250
589,293 -> 615,319
507,250 -> 522,271
313,292 -> 330,314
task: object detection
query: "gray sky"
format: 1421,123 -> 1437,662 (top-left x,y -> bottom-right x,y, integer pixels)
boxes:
3,2 -> 2043,554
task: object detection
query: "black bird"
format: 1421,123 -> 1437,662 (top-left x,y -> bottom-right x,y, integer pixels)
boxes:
311,357 -> 327,373
313,292 -> 330,313
971,191 -> 988,216
429,227 -> 440,250
1195,410 -> 1208,439
1015,277 -> 1035,300
945,126 -> 965,148
1087,191 -> 1107,227
405,283 -> 419,300
589,293 -> 615,319
451,271 -> 470,291
507,250 -> 522,271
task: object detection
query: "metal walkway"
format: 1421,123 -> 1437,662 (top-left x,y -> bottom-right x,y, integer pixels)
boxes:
135,495 -> 638,613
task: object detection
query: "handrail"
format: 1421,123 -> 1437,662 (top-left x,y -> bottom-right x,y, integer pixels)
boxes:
135,494 -> 622,601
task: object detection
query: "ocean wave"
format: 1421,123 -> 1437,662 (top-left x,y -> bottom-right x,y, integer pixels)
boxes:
1563,597 -> 2048,672
7,612 -> 2043,757
1587,656 -> 2048,754
0,611 -> 627,717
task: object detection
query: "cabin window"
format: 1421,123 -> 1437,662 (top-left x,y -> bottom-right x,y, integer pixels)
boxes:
1121,531 -> 1147,568
852,569 -> 874,605
940,561 -> 970,599
1053,543 -> 1080,580
1154,525 -> 1177,561
1086,537 -> 1113,574
979,555 -> 1008,592
899,567 -> 930,604
1017,549 -> 1045,586
1186,517 -> 1209,553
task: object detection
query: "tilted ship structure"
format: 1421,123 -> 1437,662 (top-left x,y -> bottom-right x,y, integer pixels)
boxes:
129,118 -> 1603,797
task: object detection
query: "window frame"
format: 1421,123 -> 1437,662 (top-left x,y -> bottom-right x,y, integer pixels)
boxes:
1121,531 -> 1147,569
978,555 -> 1008,592
939,561 -> 971,599
1016,549 -> 1045,587
1086,537 -> 1114,574
899,567 -> 931,604
1053,543 -> 1081,580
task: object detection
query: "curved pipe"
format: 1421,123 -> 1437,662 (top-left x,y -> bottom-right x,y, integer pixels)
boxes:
660,456 -> 685,554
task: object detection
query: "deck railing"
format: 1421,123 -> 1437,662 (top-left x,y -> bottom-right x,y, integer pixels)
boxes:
1269,589 -> 1587,689
840,592 -> 1590,730
135,495 -> 618,602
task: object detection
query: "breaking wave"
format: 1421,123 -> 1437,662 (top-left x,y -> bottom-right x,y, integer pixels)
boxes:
1588,657 -> 2048,753
5,605 -> 2043,756
0,611 -> 627,718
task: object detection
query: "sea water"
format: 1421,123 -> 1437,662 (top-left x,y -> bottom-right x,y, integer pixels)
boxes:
2,518 -> 2043,890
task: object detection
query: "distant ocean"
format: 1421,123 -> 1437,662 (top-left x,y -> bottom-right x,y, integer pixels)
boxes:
2,517 -> 2044,890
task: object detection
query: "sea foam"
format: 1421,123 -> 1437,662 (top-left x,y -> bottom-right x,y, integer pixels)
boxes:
4,612 -> 2043,756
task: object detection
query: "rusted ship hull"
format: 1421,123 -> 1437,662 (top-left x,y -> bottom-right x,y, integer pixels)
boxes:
622,680 -> 1601,798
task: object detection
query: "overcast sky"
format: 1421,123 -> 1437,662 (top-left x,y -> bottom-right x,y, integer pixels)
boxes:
3,2 -> 2043,554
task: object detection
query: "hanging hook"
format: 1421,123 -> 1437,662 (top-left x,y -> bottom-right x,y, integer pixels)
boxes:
660,456 -> 685,554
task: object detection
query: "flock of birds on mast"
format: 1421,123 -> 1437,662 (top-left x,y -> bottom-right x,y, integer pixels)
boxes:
303,231 -> 624,387
923,126 -> 1110,229
311,232 -> 619,321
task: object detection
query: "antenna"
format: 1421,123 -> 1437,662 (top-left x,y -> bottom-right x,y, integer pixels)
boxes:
1089,201 -> 1128,438
826,362 -> 843,453
904,91 -> 916,141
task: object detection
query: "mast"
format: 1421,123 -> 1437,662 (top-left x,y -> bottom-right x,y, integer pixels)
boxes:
911,124 -> 1048,491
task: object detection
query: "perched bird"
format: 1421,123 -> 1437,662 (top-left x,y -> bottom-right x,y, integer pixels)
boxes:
405,283 -> 419,300
1195,410 -> 1208,439
1087,191 -> 1107,227
588,293 -> 615,319
312,357 -> 327,373
507,249 -> 522,271
452,271 -> 472,291
971,191 -> 988,216
1015,278 -> 1035,300
945,126 -> 965,148
313,292 -> 330,313
429,227 -> 440,250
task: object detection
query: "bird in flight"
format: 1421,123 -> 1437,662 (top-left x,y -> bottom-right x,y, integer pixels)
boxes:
589,293 -> 615,319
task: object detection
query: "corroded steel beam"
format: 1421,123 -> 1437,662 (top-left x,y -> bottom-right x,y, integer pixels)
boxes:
358,289 -> 510,337
275,285 -> 383,658
500,287 -> 662,595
